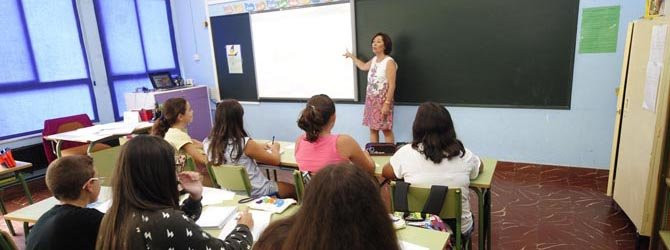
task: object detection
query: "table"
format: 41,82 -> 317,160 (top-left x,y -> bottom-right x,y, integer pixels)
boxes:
0,161 -> 34,235
43,121 -> 153,158
6,187 -> 449,249
261,140 -> 496,249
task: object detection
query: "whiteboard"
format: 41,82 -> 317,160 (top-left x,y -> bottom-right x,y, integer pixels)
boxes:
250,3 -> 356,100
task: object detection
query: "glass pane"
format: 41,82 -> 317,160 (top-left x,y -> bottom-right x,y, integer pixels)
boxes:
0,0 -> 34,83
97,0 -> 146,75
137,0 -> 176,70
0,84 -> 95,138
23,0 -> 88,82
112,78 -> 152,118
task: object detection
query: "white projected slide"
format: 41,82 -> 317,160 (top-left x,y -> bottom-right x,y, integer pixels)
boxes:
250,3 -> 356,100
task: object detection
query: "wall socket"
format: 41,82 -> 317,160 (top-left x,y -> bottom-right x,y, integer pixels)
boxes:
193,53 -> 200,61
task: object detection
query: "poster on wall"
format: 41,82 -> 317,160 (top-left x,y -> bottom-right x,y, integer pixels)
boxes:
226,44 -> 243,74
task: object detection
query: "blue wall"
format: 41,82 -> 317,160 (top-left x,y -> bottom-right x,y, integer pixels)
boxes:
172,0 -> 644,169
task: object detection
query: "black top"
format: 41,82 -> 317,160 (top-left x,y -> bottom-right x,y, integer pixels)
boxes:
128,197 -> 253,250
26,204 -> 104,250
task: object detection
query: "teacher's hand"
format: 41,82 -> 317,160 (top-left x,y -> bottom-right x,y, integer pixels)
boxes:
343,49 -> 353,58
381,103 -> 391,118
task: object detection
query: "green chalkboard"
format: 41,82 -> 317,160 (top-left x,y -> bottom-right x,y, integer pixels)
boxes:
355,0 -> 580,108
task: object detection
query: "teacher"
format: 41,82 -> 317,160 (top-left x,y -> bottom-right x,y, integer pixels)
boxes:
344,32 -> 397,143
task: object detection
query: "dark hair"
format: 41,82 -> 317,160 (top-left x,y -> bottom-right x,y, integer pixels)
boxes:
372,32 -> 392,55
412,102 -> 465,164
258,163 -> 399,250
151,97 -> 187,138
297,94 -> 336,142
45,155 -> 95,201
96,135 -> 180,250
208,99 -> 249,165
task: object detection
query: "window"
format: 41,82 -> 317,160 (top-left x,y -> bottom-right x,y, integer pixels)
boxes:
94,0 -> 180,120
0,0 -> 97,140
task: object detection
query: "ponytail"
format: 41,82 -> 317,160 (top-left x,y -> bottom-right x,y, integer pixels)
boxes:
150,98 -> 187,138
297,95 -> 335,143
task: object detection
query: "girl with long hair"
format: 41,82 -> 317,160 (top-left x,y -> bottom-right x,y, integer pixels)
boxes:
96,135 -> 254,250
382,102 -> 483,235
295,94 -> 374,174
151,97 -> 208,172
255,163 -> 400,250
204,99 -> 295,198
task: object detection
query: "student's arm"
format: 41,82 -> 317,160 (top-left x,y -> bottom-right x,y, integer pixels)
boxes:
382,163 -> 399,180
337,135 -> 375,174
183,143 -> 208,166
244,139 -> 281,166
343,50 -> 371,71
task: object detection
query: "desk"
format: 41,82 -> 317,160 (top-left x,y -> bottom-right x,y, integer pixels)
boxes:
261,140 -> 496,250
6,187 -> 449,250
0,161 -> 34,235
43,121 -> 153,158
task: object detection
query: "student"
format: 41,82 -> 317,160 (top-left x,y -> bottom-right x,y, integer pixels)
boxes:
382,102 -> 483,235
96,135 -> 254,250
204,99 -> 295,198
295,94 -> 375,174
151,97 -> 208,172
26,155 -> 103,250
255,163 -> 400,250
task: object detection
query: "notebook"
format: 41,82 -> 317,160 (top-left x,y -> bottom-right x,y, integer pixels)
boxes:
196,206 -> 238,228
219,209 -> 272,241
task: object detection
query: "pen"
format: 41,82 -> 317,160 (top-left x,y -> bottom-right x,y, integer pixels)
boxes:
271,136 -> 275,145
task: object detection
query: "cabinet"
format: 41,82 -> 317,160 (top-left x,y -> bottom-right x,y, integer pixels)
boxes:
125,85 -> 212,140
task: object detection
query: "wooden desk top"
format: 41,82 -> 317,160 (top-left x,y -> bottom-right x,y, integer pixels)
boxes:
257,140 -> 497,189
0,161 -> 32,175
43,122 -> 153,143
6,187 -> 448,250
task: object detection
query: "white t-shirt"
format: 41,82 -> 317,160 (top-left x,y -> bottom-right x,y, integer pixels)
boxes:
389,144 -> 481,233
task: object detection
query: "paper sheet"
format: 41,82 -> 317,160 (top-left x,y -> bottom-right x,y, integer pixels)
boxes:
579,6 -> 621,53
650,24 -> 668,63
643,62 -> 663,112
196,206 -> 238,228
399,241 -> 429,250
200,187 -> 236,206
226,44 -> 243,74
219,210 -> 272,241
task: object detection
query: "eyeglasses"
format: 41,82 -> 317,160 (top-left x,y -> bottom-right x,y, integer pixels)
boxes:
82,177 -> 106,190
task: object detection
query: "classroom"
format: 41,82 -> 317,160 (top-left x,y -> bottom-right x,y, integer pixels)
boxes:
0,0 -> 668,249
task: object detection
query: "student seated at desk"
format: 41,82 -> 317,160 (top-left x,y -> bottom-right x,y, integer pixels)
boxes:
152,97 -> 208,172
382,102 -> 483,235
26,155 -> 103,250
204,99 -> 295,198
96,135 -> 253,250
294,94 -> 375,174
255,163 -> 399,250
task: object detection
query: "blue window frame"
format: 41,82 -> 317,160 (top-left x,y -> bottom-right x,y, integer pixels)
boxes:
0,0 -> 98,140
93,0 -> 180,120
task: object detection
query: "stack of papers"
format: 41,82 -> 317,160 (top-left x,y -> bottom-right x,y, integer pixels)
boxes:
196,206 -> 238,228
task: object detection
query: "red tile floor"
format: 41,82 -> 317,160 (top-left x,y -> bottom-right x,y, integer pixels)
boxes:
0,162 -> 640,249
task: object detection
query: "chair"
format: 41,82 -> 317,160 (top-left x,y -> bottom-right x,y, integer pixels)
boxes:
90,146 -> 122,186
42,114 -> 110,163
0,229 -> 17,250
207,164 -> 252,196
390,183 -> 469,250
292,170 -> 306,203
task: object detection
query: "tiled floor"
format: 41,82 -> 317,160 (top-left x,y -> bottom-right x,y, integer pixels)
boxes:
0,162 -> 640,249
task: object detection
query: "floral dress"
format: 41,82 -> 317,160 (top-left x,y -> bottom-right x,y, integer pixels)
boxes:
363,56 -> 396,130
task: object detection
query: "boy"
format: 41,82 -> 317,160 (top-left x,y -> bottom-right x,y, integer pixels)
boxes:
26,155 -> 103,250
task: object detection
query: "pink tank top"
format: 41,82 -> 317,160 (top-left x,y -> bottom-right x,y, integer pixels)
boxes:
295,134 -> 348,173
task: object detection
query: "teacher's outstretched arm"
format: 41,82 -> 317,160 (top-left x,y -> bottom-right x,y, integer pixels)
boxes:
343,49 -> 371,71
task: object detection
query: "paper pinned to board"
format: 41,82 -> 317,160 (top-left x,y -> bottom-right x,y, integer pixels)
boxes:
226,44 -> 243,74
649,24 -> 668,63
643,62 -> 663,112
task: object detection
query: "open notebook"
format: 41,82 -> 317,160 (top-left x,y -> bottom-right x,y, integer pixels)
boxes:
219,209 -> 273,241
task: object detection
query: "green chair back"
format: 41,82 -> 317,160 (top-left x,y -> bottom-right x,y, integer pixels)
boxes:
0,230 -> 17,250
292,170 -> 305,203
90,146 -> 122,186
207,164 -> 252,196
390,184 -> 467,250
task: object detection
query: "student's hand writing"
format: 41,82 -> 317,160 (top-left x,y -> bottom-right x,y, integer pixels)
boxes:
238,207 -> 254,229
178,171 -> 203,201
265,142 -> 280,152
